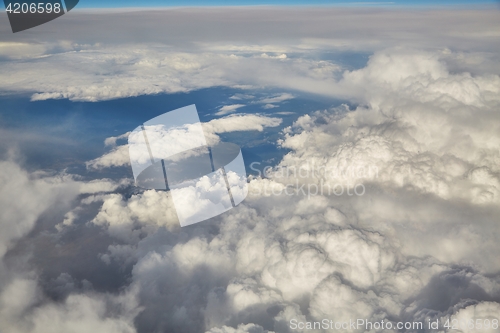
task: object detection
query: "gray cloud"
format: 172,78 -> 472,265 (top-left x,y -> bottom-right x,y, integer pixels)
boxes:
0,8 -> 499,102
0,160 -> 140,333
1,7 -> 499,52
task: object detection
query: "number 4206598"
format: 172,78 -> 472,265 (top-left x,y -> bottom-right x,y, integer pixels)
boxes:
444,318 -> 499,330
5,2 -> 62,14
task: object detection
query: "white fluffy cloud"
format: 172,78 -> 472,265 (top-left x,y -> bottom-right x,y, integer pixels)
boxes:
203,114 -> 282,134
86,145 -> 131,170
258,93 -> 294,104
278,49 -> 500,204
270,50 -> 500,274
216,104 -> 246,116
81,49 -> 500,333
87,114 -> 282,170
91,191 -> 180,243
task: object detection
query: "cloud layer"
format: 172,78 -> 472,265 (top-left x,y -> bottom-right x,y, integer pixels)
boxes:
0,8 -> 499,102
1,7 -> 500,333
16,48 -> 497,333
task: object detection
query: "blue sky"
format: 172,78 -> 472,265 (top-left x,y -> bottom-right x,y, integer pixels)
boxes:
77,0 -> 498,8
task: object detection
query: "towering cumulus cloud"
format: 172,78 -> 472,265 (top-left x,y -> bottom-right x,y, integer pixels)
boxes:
0,6 -> 499,333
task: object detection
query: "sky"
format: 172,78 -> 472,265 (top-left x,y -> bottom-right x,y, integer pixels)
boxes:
1,3 -> 500,333
75,0 -> 499,8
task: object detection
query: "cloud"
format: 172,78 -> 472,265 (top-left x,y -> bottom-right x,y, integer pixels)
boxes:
0,161 -> 79,258
3,48 -> 500,333
258,93 -> 294,104
259,53 -> 287,59
206,323 -> 268,333
1,8 -> 500,333
0,278 -> 141,333
91,191 -> 180,243
257,93 -> 295,110
204,114 -> 282,134
27,293 -> 139,333
105,132 -> 131,147
82,49 -> 500,333
440,302 -> 500,333
216,104 -> 246,116
229,94 -> 254,101
87,114 -> 282,170
277,49 -> 500,205
0,8 -> 498,102
8,49 -> 339,102
86,145 -> 131,170
0,42 -> 48,59
0,160 -> 142,333
2,8 -> 499,55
